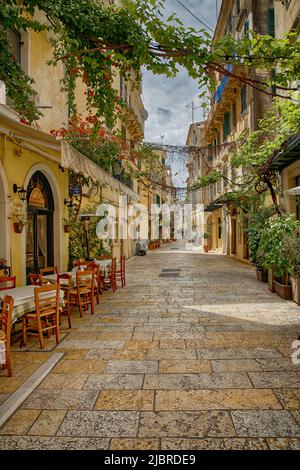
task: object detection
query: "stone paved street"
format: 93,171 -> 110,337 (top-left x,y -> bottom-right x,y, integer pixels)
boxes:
1,241 -> 300,450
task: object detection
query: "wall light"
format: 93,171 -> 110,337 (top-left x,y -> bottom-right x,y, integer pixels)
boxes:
13,184 -> 27,202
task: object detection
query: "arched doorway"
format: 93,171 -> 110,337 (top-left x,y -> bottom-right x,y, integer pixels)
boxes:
26,171 -> 54,278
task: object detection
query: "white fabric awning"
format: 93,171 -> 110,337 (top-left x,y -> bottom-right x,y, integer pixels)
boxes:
61,141 -> 140,201
285,186 -> 300,195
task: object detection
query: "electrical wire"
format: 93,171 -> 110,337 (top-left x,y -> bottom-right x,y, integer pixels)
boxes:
175,0 -> 215,33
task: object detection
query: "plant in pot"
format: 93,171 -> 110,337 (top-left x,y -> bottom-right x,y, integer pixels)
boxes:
282,229 -> 300,305
203,232 -> 209,252
13,215 -> 27,233
257,214 -> 299,300
62,217 -> 75,233
245,206 -> 276,283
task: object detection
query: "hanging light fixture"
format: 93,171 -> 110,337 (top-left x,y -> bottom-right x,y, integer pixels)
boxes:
13,184 -> 27,202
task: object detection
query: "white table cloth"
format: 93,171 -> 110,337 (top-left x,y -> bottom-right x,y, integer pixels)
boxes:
0,285 -> 65,324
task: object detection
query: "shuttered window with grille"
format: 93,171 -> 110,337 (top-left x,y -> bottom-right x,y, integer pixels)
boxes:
223,112 -> 231,141
268,8 -> 275,37
241,85 -> 247,114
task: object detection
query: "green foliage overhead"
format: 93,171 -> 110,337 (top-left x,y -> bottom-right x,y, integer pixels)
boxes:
0,0 -> 299,125
192,170 -> 221,189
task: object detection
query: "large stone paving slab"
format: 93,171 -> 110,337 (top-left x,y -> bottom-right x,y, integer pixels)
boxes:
138,411 -> 236,437
231,410 -> 300,437
57,411 -> 140,437
84,374 -> 144,390
1,240 -> 300,449
143,372 -> 252,389
0,436 -> 110,450
21,389 -> 99,410
155,389 -> 281,411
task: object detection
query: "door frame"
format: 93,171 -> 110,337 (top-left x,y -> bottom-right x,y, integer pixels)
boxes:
21,164 -> 62,285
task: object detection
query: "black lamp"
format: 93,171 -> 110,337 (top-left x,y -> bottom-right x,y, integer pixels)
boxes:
80,214 -> 94,261
13,184 -> 27,202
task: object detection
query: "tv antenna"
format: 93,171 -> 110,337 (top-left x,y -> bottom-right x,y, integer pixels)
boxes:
186,101 -> 200,124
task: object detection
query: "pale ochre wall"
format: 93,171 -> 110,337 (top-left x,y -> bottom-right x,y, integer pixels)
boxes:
275,0 -> 300,37
28,29 -> 68,133
282,160 -> 300,215
2,137 -> 69,285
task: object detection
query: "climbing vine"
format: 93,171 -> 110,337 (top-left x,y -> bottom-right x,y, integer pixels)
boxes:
191,99 -> 300,214
0,0 -> 299,125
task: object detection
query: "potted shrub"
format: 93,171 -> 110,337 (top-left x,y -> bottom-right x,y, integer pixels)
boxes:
203,233 -> 209,253
282,230 -> 300,305
13,215 -> 27,233
245,206 -> 276,284
257,214 -> 300,300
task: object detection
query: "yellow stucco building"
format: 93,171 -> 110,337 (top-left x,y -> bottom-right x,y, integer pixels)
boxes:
0,7 -> 148,285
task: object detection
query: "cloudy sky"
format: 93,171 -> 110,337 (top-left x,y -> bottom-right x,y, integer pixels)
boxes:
142,0 -> 219,147
141,0 -> 220,188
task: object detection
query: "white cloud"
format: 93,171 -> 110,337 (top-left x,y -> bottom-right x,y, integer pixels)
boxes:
142,0 -> 217,147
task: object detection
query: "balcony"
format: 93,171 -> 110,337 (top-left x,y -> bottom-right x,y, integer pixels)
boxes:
204,64 -> 242,141
125,91 -> 148,139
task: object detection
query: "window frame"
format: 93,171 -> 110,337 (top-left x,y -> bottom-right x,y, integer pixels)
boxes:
241,85 -> 247,115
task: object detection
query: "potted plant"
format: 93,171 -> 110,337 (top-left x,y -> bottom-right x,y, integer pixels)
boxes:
203,232 -> 209,252
13,215 -> 27,233
63,219 -> 72,233
282,230 -> 300,305
245,206 -> 276,283
257,214 -> 300,300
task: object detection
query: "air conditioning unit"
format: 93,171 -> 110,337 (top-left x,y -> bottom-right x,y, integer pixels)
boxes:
0,81 -> 6,105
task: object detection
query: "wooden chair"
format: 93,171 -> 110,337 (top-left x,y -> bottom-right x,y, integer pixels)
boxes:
0,276 -> 16,291
98,255 -> 112,260
40,266 -> 58,276
0,295 -> 14,376
22,284 -> 60,350
72,260 -> 88,270
103,257 -> 117,292
115,256 -> 126,287
57,273 -> 72,328
69,270 -> 95,317
87,262 -> 102,304
29,273 -> 43,286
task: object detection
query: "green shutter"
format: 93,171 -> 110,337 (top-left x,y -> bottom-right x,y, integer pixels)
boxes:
244,20 -> 249,37
223,112 -> 231,140
268,8 -> 275,37
241,85 -> 247,113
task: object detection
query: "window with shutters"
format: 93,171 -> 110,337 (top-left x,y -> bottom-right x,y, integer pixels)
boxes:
227,12 -> 233,34
232,102 -> 237,129
244,19 -> 249,37
7,29 -> 21,64
268,8 -> 275,37
236,0 -> 240,14
223,112 -> 231,141
223,164 -> 228,188
241,85 -> 247,114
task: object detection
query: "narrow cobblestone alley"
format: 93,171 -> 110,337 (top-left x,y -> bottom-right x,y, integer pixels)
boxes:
1,241 -> 300,450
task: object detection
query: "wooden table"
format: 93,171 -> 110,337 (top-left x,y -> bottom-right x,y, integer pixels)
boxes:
0,285 -> 65,324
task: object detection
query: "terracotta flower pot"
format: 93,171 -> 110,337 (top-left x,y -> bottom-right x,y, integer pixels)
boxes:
13,222 -> 24,233
256,269 -> 268,283
268,269 -> 275,292
204,245 -> 209,253
274,280 -> 292,300
291,275 -> 300,306
64,224 -> 71,233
